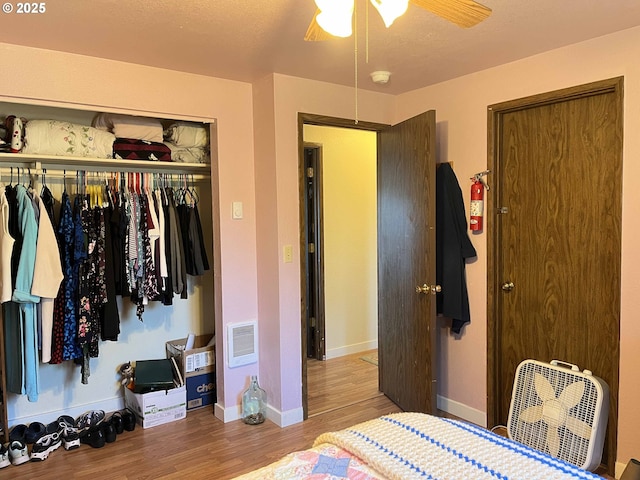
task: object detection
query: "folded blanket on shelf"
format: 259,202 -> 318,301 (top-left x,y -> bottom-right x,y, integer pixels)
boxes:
22,120 -> 115,158
93,113 -> 163,143
163,142 -> 208,164
163,122 -> 209,149
113,138 -> 172,161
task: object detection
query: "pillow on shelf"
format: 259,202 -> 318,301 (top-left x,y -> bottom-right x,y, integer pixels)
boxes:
93,113 -> 163,143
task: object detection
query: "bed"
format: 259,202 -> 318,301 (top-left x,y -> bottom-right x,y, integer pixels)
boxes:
231,412 -> 602,480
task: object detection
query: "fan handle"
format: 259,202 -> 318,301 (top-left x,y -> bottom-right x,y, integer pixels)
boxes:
550,359 -> 580,372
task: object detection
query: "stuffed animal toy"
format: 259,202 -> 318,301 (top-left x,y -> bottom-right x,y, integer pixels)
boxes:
119,362 -> 134,388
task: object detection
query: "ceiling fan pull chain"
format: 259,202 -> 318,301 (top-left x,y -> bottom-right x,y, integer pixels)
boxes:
366,0 -> 370,63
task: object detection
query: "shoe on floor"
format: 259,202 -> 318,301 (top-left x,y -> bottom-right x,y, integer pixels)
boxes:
8,440 -> 29,466
57,415 -> 75,428
80,428 -> 105,449
30,431 -> 62,461
108,411 -> 124,435
0,444 -> 10,469
45,420 -> 59,435
122,408 -> 136,432
75,410 -> 105,434
59,421 -> 80,451
9,424 -> 27,444
102,417 -> 117,443
25,422 -> 46,444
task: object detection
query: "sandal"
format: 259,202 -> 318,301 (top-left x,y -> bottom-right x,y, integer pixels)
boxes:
122,408 -> 136,432
101,416 -> 117,443
109,411 -> 124,435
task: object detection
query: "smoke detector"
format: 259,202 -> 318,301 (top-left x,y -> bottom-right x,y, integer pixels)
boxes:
370,71 -> 391,84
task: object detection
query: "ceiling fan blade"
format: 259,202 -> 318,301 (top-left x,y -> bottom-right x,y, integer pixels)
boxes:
410,0 -> 492,28
304,9 -> 332,41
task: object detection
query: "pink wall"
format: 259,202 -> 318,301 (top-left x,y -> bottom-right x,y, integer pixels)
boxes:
395,26 -> 640,470
252,75 -> 284,418
254,75 -> 395,420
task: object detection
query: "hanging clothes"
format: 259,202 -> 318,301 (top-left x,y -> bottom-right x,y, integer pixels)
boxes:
1,168 -> 204,393
40,184 -> 56,225
191,203 -> 210,275
30,192 -> 64,364
435,163 -> 477,335
158,187 -> 174,306
0,190 -> 15,303
5,184 -> 41,402
101,192 -> 120,341
177,201 -> 209,277
166,187 -> 187,299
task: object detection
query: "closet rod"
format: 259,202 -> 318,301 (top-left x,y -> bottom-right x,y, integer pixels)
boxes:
0,155 -> 210,176
0,167 -> 210,184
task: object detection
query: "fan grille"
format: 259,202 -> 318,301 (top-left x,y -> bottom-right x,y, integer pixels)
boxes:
507,360 -> 607,470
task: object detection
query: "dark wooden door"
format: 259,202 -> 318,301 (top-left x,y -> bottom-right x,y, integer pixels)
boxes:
303,145 -> 325,361
487,78 -> 623,472
378,110 -> 437,413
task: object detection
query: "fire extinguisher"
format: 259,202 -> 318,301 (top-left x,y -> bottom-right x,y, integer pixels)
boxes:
469,170 -> 490,232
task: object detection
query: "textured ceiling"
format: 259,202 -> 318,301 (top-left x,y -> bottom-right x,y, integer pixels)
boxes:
1,0 -> 640,94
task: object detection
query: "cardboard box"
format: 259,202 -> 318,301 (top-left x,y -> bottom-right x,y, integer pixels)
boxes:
166,334 -> 215,378
166,334 -> 216,410
185,370 -> 216,410
124,384 -> 186,429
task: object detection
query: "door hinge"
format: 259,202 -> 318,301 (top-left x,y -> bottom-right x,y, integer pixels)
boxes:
308,242 -> 315,253
497,207 -> 509,214
307,167 -> 314,178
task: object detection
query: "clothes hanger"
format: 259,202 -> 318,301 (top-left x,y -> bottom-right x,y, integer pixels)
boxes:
188,174 -> 199,206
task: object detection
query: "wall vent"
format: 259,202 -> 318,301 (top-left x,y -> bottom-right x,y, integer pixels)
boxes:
228,321 -> 258,368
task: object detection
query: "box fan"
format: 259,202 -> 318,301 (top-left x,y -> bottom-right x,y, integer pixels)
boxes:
507,359 -> 609,471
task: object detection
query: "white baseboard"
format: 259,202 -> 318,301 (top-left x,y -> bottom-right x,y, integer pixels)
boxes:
213,402 -> 303,427
267,404 -> 304,427
325,340 -> 378,360
213,402 -> 241,423
437,394 -> 487,428
10,396 -> 125,428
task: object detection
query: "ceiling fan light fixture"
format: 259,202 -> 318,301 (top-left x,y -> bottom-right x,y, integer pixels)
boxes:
314,0 -> 355,38
369,0 -> 409,28
371,70 -> 391,84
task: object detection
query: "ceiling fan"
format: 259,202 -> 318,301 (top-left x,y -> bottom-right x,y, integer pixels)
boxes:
305,0 -> 492,41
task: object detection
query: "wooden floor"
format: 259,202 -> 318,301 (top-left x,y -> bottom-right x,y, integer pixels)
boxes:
7,349 -> 614,479
307,349 -> 381,416
8,350 -> 396,480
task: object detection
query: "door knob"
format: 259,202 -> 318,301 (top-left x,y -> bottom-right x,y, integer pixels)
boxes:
501,281 -> 515,292
416,284 -> 442,295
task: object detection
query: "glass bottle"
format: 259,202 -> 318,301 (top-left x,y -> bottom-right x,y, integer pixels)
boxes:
241,375 -> 266,425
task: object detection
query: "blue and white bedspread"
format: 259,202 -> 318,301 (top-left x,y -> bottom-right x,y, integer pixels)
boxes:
313,412 -> 602,480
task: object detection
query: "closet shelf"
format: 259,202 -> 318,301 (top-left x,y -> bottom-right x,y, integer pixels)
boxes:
0,152 -> 210,175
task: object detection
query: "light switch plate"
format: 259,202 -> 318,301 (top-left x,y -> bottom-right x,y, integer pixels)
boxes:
283,245 -> 293,263
232,201 -> 243,219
